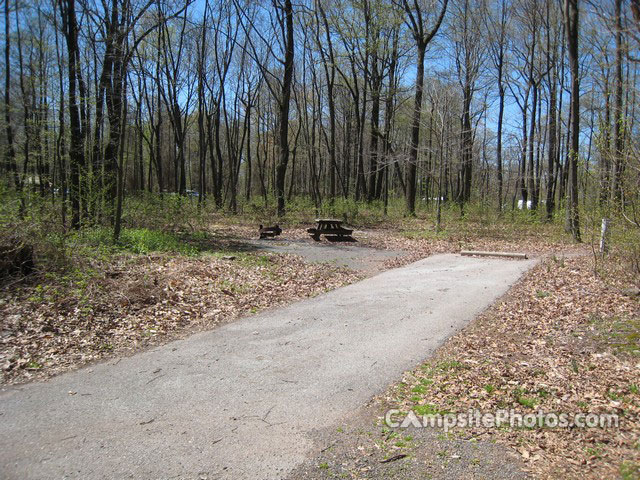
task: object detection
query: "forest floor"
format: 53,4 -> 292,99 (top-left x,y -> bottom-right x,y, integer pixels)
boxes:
1,216 -> 638,479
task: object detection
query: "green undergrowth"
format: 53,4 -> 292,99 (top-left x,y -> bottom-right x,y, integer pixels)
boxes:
77,227 -> 201,256
1,187 -> 638,285
593,315 -> 640,357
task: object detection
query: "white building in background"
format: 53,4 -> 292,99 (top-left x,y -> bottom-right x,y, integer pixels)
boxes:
517,199 -> 533,210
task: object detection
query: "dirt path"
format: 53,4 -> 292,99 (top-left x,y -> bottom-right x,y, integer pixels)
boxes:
0,254 -> 535,479
288,401 -> 528,480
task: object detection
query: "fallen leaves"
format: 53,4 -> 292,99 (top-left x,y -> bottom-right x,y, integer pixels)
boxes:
379,255 -> 640,479
352,225 -> 586,270
0,251 -> 361,385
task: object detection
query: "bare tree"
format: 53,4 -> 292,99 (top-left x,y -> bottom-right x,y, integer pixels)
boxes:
3,0 -> 19,190
450,0 -> 485,206
564,0 -> 581,241
486,0 -> 511,212
611,0 -> 625,204
400,0 -> 449,216
274,0 -> 295,217
58,0 -> 85,229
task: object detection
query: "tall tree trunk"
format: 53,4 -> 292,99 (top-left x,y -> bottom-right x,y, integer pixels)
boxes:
402,0 -> 448,215
367,53 -> 381,202
528,81 -> 538,210
378,31 -> 398,199
564,0 -> 581,241
275,0 -> 294,217
4,0 -> 19,190
611,0 -> 625,205
245,104 -> 252,201
546,70 -> 558,219
519,98 -> 529,207
496,62 -> 504,213
61,0 -> 85,229
599,67 -> 611,206
406,43 -> 425,215
461,86 -> 473,203
316,2 -> 339,202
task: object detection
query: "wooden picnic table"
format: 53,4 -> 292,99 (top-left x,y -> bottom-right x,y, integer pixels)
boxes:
306,218 -> 353,241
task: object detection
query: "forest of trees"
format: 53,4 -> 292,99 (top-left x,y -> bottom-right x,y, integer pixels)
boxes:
2,0 -> 640,241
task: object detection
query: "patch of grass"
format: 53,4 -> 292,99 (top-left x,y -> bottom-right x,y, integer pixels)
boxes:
26,360 -> 42,369
420,364 -> 433,375
571,357 -> 580,373
401,228 -> 452,241
620,462 -> 640,480
596,316 -> 640,356
630,384 -> 639,395
235,253 -> 273,268
484,384 -> 496,394
414,403 -> 444,416
437,360 -> 465,372
386,431 -> 399,440
551,254 -> 566,267
537,388 -> 550,399
78,227 -> 200,256
517,396 -> 537,409
607,390 -> 621,401
119,228 -> 199,255
26,267 -> 101,306
411,385 -> 427,394
218,279 -> 249,295
536,290 -> 550,298
586,445 -> 604,459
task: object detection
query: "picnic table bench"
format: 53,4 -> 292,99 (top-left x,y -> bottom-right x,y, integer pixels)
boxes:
307,219 -> 353,241
258,224 -> 282,239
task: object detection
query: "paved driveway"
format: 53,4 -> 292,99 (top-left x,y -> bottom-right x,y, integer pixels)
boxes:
0,254 -> 535,479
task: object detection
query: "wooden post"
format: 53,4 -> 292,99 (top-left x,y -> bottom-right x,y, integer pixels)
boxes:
460,250 -> 528,260
599,218 -> 610,255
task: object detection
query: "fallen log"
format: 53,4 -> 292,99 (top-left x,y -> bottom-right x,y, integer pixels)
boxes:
460,250 -> 528,260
